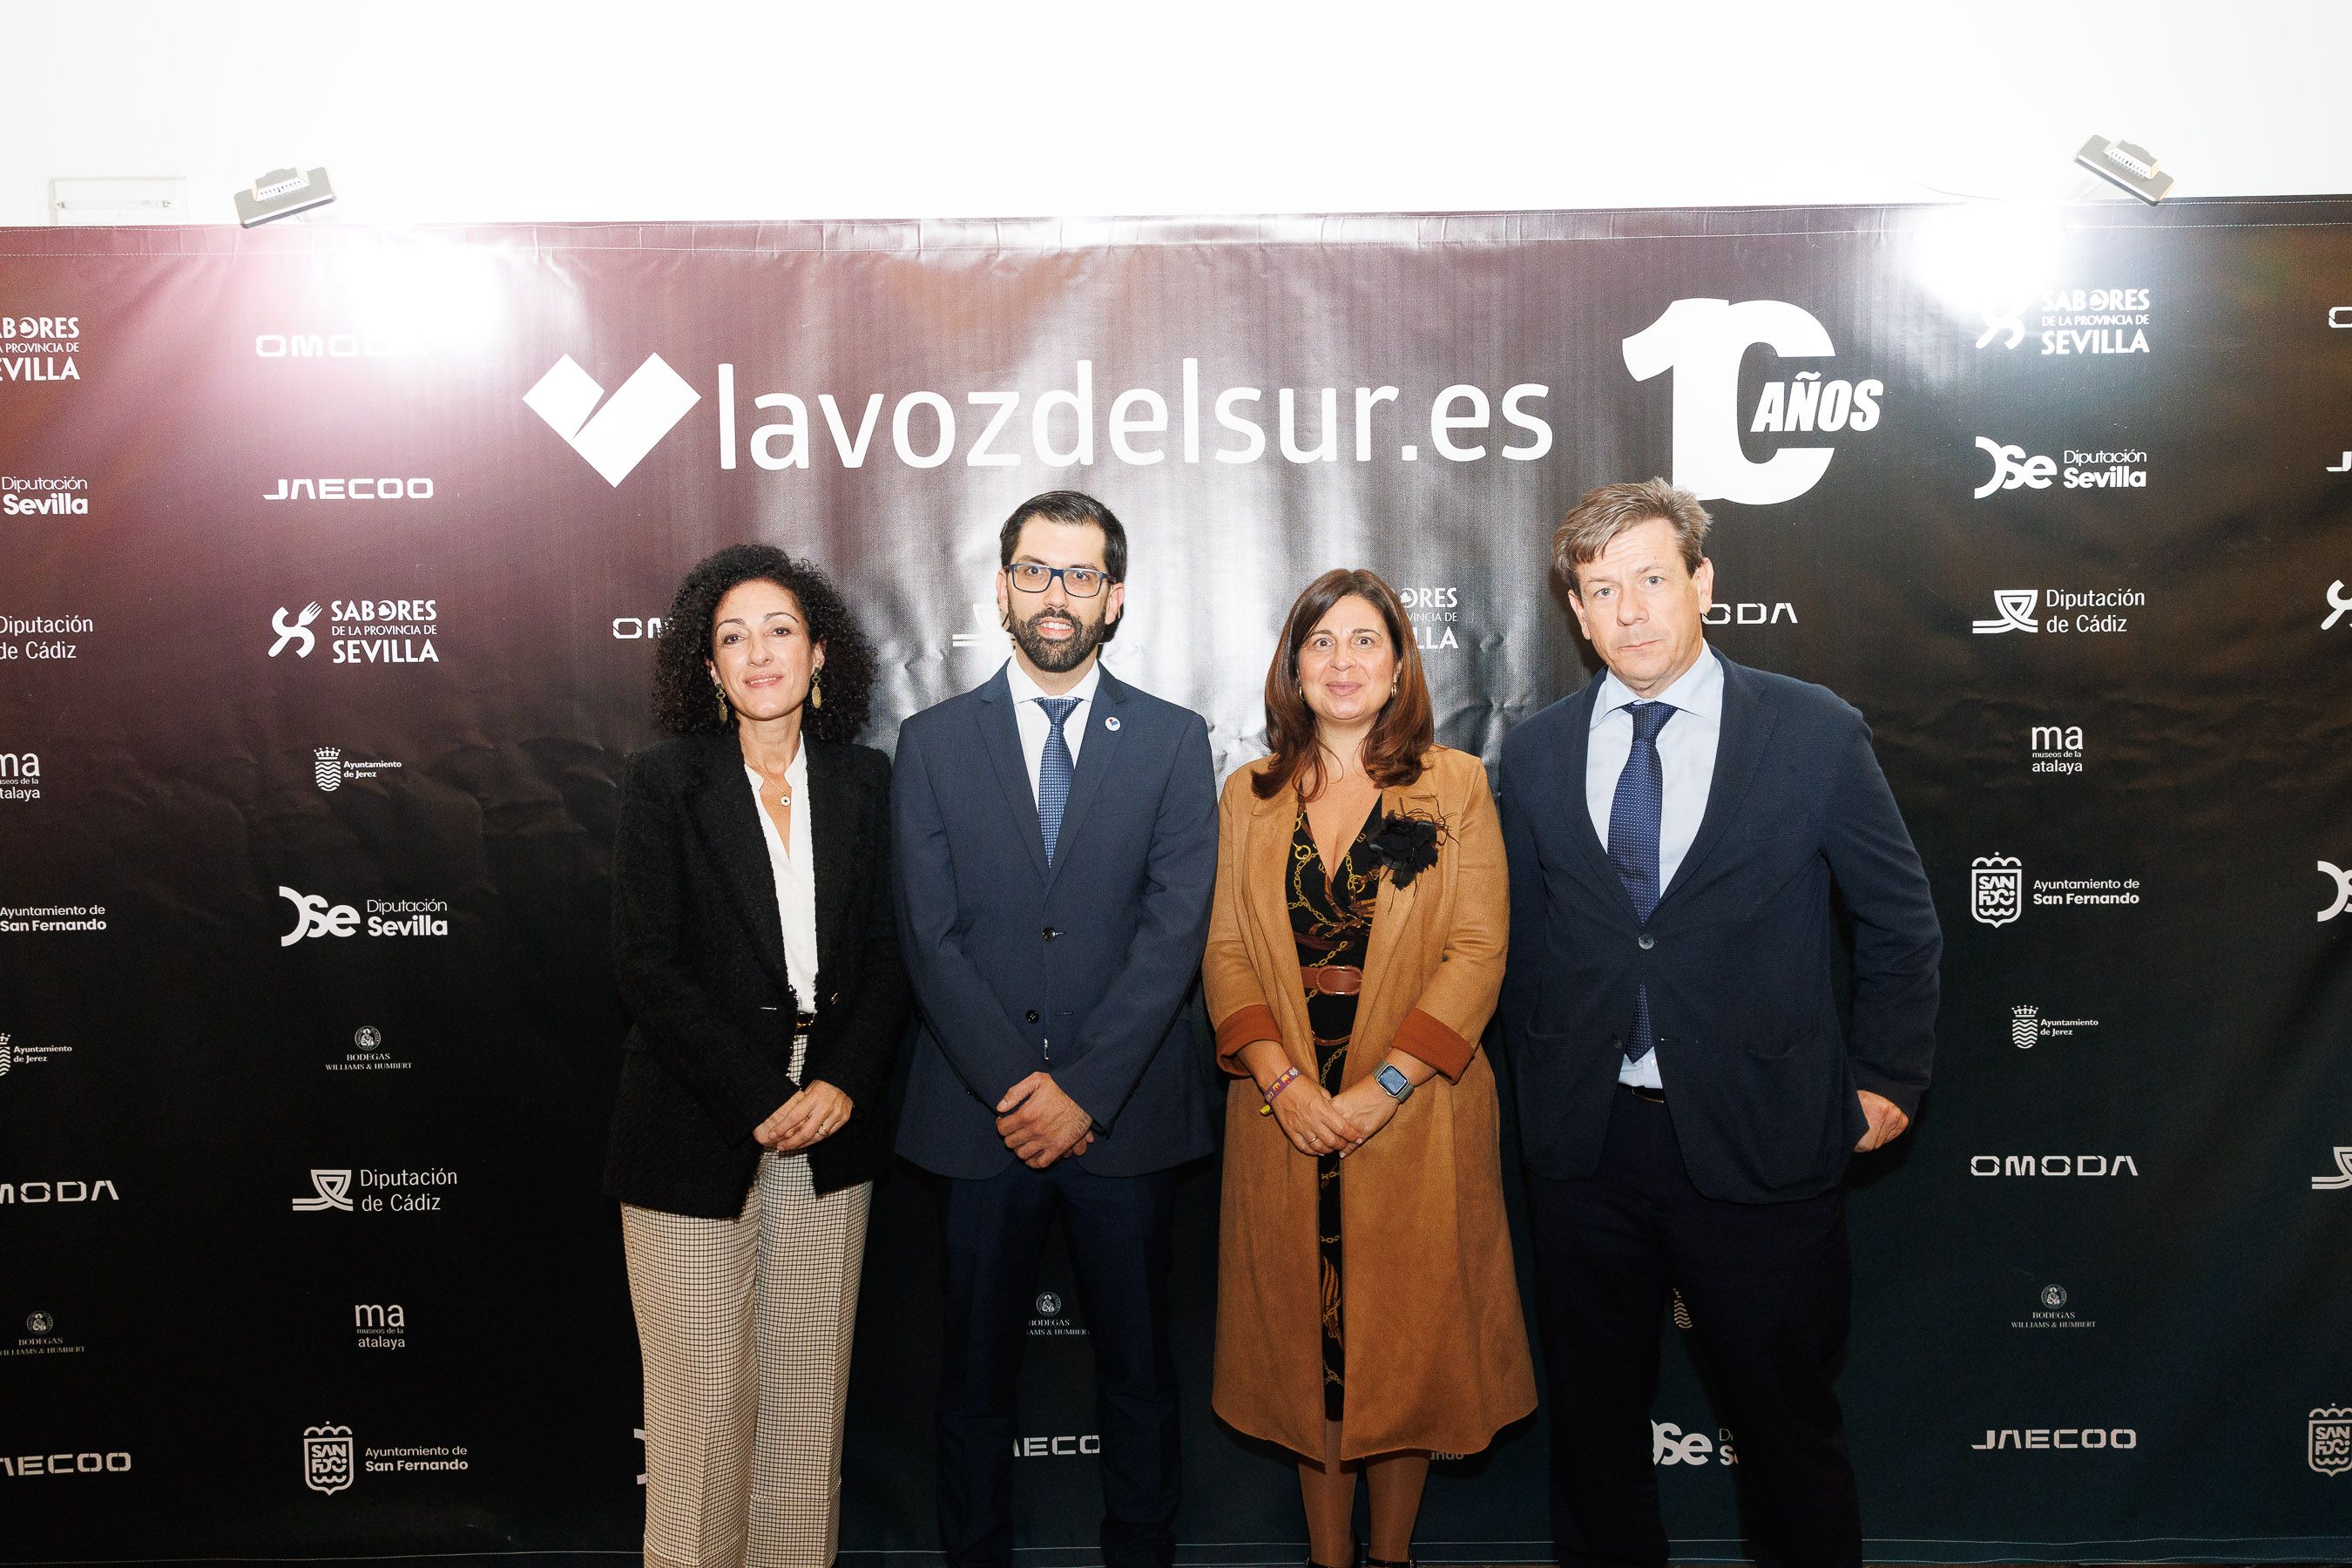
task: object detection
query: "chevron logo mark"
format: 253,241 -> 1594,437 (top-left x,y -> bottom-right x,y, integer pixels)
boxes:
524,354 -> 700,486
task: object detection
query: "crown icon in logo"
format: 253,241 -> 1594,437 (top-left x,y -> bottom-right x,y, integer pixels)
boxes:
2011,1005 -> 2039,1048
314,747 -> 343,792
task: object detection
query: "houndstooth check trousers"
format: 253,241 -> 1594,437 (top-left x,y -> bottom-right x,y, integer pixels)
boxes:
621,1035 -> 873,1568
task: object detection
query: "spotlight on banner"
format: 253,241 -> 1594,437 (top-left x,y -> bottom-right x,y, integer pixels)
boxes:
235,166 -> 336,227
2075,137 -> 2173,204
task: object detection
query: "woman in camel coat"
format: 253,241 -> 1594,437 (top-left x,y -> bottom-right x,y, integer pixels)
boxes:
1206,568 -> 1535,1568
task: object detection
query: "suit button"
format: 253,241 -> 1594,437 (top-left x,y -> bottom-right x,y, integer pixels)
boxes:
1637,934 -> 1655,950
1024,1009 -> 1040,1024
1043,926 -> 1058,941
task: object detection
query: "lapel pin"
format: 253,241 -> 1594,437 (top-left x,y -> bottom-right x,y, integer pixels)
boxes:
1105,715 -> 1121,732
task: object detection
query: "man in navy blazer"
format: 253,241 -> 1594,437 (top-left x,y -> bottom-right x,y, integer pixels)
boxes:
1497,479 -> 1941,1568
893,490 -> 1218,1568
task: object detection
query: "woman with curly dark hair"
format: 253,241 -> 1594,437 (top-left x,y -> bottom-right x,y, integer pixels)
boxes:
603,544 -> 909,1568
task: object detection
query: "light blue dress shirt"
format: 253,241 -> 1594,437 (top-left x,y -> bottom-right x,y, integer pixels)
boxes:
1004,658 -> 1100,804
1585,647 -> 1724,1089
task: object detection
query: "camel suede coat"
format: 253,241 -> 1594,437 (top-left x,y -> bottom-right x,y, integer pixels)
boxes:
1204,747 -> 1536,1461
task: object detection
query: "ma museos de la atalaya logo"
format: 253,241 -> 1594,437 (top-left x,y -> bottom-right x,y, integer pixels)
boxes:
524,296 -> 1880,504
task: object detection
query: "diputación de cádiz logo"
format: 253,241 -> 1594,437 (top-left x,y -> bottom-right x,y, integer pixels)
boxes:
292,1169 -> 355,1213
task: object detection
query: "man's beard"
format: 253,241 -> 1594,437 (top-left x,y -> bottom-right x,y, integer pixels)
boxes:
1009,604 -> 1112,672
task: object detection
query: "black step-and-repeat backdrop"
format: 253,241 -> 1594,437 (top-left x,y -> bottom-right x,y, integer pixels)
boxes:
3,200 -> 2349,1565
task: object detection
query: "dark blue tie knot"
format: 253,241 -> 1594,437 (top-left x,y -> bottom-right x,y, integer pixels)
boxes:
1629,700 -> 1676,743
1038,696 -> 1078,732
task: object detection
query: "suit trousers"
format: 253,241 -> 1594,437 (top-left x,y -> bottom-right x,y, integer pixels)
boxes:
935,1158 -> 1179,1568
622,1040 -> 874,1568
1525,1087 -> 1861,1568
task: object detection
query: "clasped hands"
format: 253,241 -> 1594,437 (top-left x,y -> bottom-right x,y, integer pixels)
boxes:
997,1071 -> 1096,1169
755,1079 -> 853,1153
1256,1049 -> 1399,1160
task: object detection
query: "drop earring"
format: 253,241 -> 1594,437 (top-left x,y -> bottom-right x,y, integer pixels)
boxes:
810,667 -> 824,710
713,678 -> 731,725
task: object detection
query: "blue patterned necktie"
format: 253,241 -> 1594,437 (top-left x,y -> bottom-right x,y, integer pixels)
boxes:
1607,700 -> 1676,1063
1036,696 -> 1079,865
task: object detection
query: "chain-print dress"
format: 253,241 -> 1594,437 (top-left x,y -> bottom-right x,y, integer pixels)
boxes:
1286,798 -> 1382,1420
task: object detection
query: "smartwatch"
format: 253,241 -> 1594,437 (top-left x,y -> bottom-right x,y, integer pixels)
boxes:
1375,1064 -> 1414,1103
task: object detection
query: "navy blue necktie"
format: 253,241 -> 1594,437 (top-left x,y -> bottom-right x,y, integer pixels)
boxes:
1607,700 -> 1676,1063
1036,697 -> 1078,865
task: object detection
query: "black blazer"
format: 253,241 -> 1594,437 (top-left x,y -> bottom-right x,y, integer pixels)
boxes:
1497,652 -> 1942,1203
604,731 -> 911,1214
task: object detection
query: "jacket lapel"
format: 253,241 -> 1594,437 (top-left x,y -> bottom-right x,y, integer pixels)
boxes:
804,738 -> 859,1002
1351,770 -> 1439,1035
1560,672 -> 1641,924
683,731 -> 794,1000
974,665 -> 1050,883
1243,780 -> 1309,1051
1657,652 -> 1778,909
1042,668 -> 1127,890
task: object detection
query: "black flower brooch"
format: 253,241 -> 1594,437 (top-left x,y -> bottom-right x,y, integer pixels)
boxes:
1364,808 -> 1445,889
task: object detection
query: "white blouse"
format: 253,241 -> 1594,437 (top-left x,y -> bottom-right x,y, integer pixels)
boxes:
743,747 -> 818,1017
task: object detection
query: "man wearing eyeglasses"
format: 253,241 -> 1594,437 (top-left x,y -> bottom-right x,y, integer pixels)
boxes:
893,489 -> 1220,1568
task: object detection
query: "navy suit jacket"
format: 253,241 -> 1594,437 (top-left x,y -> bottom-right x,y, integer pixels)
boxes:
891,663 -> 1220,1179
1497,652 -> 1942,1203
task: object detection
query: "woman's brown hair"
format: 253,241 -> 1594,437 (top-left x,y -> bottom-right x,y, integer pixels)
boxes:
1252,568 -> 1435,801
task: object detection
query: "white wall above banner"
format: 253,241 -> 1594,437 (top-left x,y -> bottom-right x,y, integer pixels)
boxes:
5,0 -> 2349,229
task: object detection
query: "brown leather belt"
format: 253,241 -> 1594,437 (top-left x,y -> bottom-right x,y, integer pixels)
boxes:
1303,966 -> 1364,997
1623,1083 -> 1667,1105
